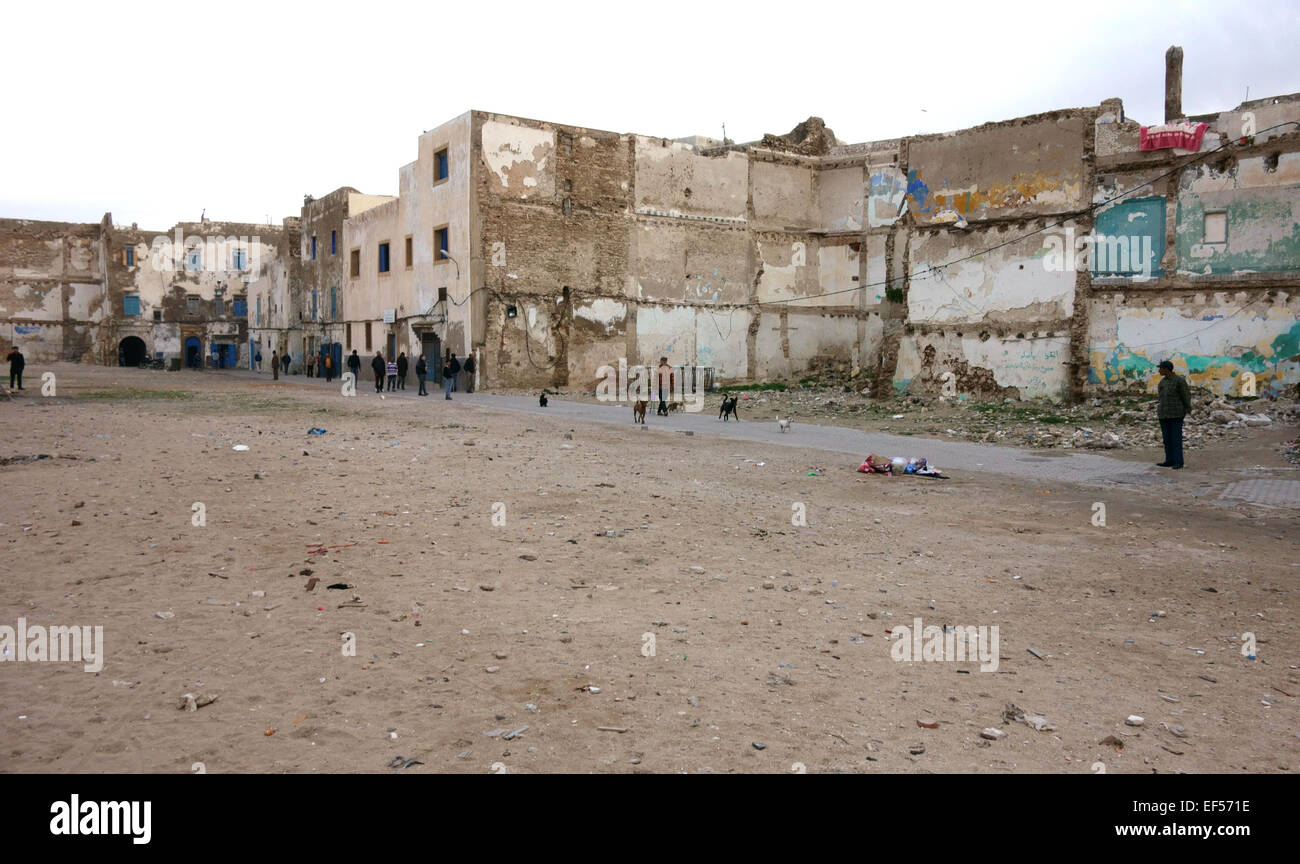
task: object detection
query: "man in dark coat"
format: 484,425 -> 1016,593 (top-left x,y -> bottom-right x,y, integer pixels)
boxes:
7,346 -> 24,390
371,352 -> 386,393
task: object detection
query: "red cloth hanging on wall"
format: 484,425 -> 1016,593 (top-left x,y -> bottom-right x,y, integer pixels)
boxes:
1139,122 -> 1209,151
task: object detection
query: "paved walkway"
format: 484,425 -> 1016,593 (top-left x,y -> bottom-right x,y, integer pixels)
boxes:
232,369 -> 1163,489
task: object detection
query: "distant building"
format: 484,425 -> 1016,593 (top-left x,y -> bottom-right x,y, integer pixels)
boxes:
1,213 -> 295,369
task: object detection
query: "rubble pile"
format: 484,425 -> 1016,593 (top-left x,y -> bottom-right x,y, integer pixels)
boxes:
722,383 -> 1298,454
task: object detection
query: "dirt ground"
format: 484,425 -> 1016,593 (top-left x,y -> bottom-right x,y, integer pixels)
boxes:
1,364 -> 1296,774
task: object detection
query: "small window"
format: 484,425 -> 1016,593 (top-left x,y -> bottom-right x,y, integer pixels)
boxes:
405,236 -> 413,268
123,248 -> 135,267
438,286 -> 448,303
378,242 -> 390,273
153,309 -> 162,322
350,249 -> 361,277
331,230 -> 337,255
232,297 -> 247,317
186,295 -> 200,316
312,289 -> 318,321
346,323 -> 353,350
123,295 -> 141,316
186,248 -> 202,271
434,227 -> 449,262
330,285 -> 337,319
1204,211 -> 1227,244
365,322 -> 372,351
435,148 -> 449,182
232,248 -> 247,270
256,296 -> 262,325
311,236 -> 317,260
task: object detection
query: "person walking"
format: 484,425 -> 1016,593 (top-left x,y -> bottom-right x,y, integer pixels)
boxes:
443,353 -> 455,400
282,353 -> 291,376
306,353 -> 315,378
271,350 -> 279,380
656,356 -> 674,416
323,351 -> 334,383
448,352 -> 461,393
462,353 -> 475,393
348,349 -> 361,385
386,357 -> 398,391
416,354 -> 428,396
7,346 -> 24,390
397,352 -> 408,390
371,351 -> 385,393
1156,359 -> 1192,469
255,348 -> 263,372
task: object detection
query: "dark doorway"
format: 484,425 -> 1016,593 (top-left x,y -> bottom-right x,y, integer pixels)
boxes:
119,336 -> 147,367
421,333 -> 441,382
386,333 -> 396,361
185,336 -> 201,369
213,343 -> 236,368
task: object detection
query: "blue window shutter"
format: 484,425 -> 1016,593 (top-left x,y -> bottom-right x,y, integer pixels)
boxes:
123,296 -> 140,315
312,290 -> 318,320
331,286 -> 337,318
331,231 -> 337,255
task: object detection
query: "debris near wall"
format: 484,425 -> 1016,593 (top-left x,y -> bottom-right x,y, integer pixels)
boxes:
759,117 -> 840,156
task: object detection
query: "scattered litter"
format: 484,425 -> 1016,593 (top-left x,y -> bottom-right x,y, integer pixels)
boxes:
980,728 -> 1006,741
154,611 -> 174,620
232,445 -> 249,451
1003,703 -> 1055,732
387,756 -> 423,770
1026,647 -> 1045,660
598,726 -> 629,733
178,692 -> 218,712
503,726 -> 529,740
307,428 -> 327,435
752,742 -> 766,750
1125,715 -> 1145,727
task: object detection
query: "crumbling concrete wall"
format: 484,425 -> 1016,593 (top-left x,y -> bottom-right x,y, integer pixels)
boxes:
1087,91 -> 1300,397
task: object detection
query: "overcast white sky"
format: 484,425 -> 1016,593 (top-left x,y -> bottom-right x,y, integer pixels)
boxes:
2,0 -> 1296,229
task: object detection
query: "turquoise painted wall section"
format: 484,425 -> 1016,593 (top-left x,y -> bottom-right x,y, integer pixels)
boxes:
1092,196 -> 1165,276
1176,190 -> 1300,274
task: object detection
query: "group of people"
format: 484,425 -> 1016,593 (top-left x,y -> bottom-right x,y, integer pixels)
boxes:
359,349 -> 473,399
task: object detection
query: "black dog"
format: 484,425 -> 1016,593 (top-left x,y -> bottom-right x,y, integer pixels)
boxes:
539,392 -> 548,407
718,395 -> 739,421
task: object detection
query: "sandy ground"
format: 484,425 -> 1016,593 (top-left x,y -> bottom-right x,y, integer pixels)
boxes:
1,364 -> 1296,774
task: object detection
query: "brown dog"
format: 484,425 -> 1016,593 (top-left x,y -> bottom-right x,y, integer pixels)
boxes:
633,400 -> 648,423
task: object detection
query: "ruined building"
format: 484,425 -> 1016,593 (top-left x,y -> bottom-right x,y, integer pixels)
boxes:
1,214 -> 297,368
5,48 -> 1298,398
304,50 -> 1298,398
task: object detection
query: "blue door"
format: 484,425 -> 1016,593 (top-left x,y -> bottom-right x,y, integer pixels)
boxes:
185,337 -> 201,369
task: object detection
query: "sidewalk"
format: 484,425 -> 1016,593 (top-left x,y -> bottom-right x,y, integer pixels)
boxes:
228,369 -> 1166,489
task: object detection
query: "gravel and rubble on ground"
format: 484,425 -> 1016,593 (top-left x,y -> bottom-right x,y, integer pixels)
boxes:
503,368 -> 1299,456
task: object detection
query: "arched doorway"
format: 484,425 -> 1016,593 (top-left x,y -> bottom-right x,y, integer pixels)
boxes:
185,337 -> 201,369
119,336 -> 147,367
